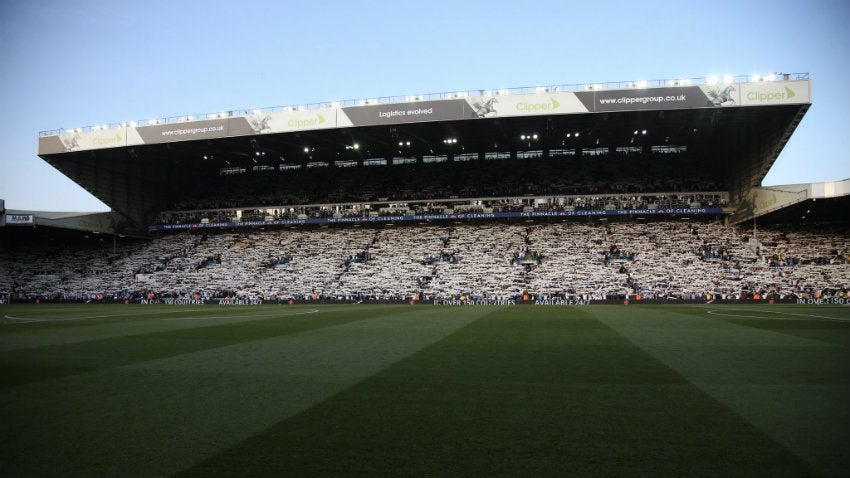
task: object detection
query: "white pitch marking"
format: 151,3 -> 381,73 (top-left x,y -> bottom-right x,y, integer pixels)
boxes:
3,308 -> 319,323
706,308 -> 850,322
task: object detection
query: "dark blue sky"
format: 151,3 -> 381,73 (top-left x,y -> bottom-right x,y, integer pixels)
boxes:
1,0 -> 847,211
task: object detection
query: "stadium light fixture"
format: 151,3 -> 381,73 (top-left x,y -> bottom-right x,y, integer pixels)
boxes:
303,147 -> 310,153
642,130 -> 647,135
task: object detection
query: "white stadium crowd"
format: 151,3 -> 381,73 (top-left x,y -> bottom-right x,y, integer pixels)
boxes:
1,220 -> 848,303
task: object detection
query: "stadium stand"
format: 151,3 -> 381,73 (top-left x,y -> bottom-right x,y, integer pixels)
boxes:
12,74 -> 845,304
2,220 -> 847,303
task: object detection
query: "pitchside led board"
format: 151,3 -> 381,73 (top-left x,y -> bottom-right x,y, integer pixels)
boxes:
37,80 -> 811,155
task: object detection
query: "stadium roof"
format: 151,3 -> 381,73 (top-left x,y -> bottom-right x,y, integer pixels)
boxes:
37,74 -> 812,233
734,179 -> 850,225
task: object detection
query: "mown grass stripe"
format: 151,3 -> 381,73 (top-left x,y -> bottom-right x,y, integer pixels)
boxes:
0,306 -> 494,478
0,306 -> 322,352
177,306 -> 817,478
590,305 -> 850,478
0,305 -> 406,388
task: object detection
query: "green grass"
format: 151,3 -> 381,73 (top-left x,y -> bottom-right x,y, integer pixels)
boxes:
1,304 -> 848,477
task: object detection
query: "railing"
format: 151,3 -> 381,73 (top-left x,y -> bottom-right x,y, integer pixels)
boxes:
39,73 -> 809,136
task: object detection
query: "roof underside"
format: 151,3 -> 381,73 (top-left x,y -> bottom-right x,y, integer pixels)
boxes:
40,103 -> 809,233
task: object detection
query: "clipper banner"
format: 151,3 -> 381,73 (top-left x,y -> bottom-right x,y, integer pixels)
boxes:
341,99 -> 476,127
39,80 -> 810,154
575,85 -> 740,112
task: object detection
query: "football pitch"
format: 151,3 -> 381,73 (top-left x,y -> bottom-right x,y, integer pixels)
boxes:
1,303 -> 848,477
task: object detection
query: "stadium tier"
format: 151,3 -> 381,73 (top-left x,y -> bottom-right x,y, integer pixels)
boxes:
1,220 -> 848,303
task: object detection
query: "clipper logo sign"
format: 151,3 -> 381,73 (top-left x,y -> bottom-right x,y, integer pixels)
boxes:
740,81 -> 809,106
516,97 -> 561,112
747,86 -> 796,102
287,113 -> 325,129
472,93 -> 579,118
